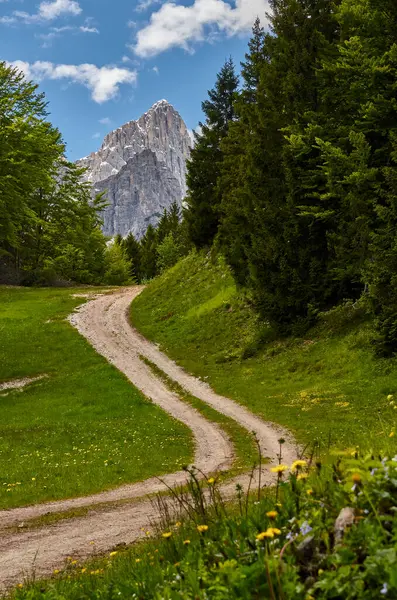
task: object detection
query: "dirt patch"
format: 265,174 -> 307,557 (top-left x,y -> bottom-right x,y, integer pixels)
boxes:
0,375 -> 47,393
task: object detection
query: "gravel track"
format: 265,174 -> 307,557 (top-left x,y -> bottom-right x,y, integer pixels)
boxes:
0,288 -> 297,591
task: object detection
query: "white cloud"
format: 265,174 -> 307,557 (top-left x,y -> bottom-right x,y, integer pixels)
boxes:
134,0 -> 269,57
10,0 -> 82,23
9,61 -> 138,103
135,0 -> 162,13
92,132 -> 101,139
152,65 -> 159,74
80,25 -> 99,33
99,117 -> 111,124
121,55 -> 131,63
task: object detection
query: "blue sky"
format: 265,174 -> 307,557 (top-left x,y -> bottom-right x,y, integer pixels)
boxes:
1,0 -> 269,160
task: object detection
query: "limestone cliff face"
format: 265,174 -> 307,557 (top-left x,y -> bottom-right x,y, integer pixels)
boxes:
76,100 -> 192,238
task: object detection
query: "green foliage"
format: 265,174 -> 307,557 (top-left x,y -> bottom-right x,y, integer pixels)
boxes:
156,233 -> 182,273
0,62 -> 108,285
13,451 -> 397,599
185,58 -> 239,249
103,240 -> 133,286
0,287 -> 193,509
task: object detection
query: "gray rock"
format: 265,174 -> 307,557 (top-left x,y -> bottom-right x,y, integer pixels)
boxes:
76,100 -> 192,239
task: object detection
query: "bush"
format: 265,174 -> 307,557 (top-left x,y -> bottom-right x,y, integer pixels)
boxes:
103,242 -> 133,286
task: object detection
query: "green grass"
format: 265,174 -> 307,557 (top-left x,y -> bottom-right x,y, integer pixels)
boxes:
10,451 -> 397,599
0,286 -> 193,509
131,251 -> 397,454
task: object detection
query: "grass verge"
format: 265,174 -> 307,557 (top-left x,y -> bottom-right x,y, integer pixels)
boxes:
0,286 -> 193,509
140,355 -> 259,474
130,251 -> 397,454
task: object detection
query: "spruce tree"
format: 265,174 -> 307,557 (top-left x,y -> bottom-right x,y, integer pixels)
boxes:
185,58 -> 239,248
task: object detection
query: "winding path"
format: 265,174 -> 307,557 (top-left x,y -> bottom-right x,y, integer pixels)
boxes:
0,288 -> 297,591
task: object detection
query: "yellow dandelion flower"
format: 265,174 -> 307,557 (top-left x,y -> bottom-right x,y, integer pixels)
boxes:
266,510 -> 278,519
270,464 -> 288,474
81,568 -> 86,573
53,569 -> 60,575
197,525 -> 209,533
109,551 -> 118,557
31,477 -> 36,481
389,431 -> 395,438
307,489 -> 313,496
175,522 -> 181,528
256,530 -> 273,540
352,473 -> 361,483
297,473 -> 309,480
276,502 -> 282,508
135,558 -> 141,563
207,478 -> 215,484
183,539 -> 191,545
17,584 -> 23,589
291,460 -> 307,472
162,531 -> 172,538
387,394 -> 394,401
71,560 -> 78,565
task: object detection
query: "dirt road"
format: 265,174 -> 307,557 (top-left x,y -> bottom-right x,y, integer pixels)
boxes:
0,288 -> 297,591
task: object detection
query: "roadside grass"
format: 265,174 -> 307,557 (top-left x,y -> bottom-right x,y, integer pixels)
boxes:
9,449 -> 397,599
0,287 -> 193,509
140,356 -> 260,474
131,251 -> 397,454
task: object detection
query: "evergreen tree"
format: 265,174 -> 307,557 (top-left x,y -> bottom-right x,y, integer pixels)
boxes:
139,224 -> 158,280
185,58 -> 239,248
123,232 -> 142,283
103,239 -> 133,286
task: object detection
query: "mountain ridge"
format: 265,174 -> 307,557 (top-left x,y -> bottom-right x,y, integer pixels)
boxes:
76,100 -> 192,239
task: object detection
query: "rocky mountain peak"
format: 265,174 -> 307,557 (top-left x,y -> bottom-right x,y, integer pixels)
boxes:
76,100 -> 192,239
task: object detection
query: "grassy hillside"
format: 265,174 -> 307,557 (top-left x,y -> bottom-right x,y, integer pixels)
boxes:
131,251 -> 397,454
0,287 -> 192,509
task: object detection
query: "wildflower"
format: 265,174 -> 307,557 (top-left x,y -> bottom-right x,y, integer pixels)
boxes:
109,551 -> 118,557
53,569 -> 60,575
17,584 -> 23,589
197,525 -> 208,533
291,460 -> 307,472
175,522 -> 181,528
307,489 -> 313,495
207,477 -> 215,484
297,473 -> 309,481
256,528 -> 281,540
300,522 -> 313,536
31,477 -> 36,481
183,539 -> 190,545
81,568 -> 86,573
389,431 -> 395,438
276,502 -> 282,508
71,560 -> 78,565
270,464 -> 288,474
162,531 -> 172,538
352,473 -> 361,483
387,394 -> 394,401
266,510 -> 278,519
135,558 -> 141,563
381,583 -> 388,595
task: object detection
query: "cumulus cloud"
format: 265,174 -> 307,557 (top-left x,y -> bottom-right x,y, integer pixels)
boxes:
9,61 -> 137,103
133,0 -> 269,57
9,0 -> 82,24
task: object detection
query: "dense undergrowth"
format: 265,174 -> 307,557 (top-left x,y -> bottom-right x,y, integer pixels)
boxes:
131,251 -> 397,455
11,450 -> 397,599
0,287 -> 192,509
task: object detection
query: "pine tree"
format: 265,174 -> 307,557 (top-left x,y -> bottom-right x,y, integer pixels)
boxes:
185,58 -> 239,248
139,224 -> 158,280
123,232 -> 142,283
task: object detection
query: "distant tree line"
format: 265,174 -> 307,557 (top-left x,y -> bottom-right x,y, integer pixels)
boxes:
184,0 -> 397,356
112,202 -> 191,285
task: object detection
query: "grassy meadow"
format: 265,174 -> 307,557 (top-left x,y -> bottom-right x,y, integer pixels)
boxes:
131,251 -> 397,455
0,287 -> 193,509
